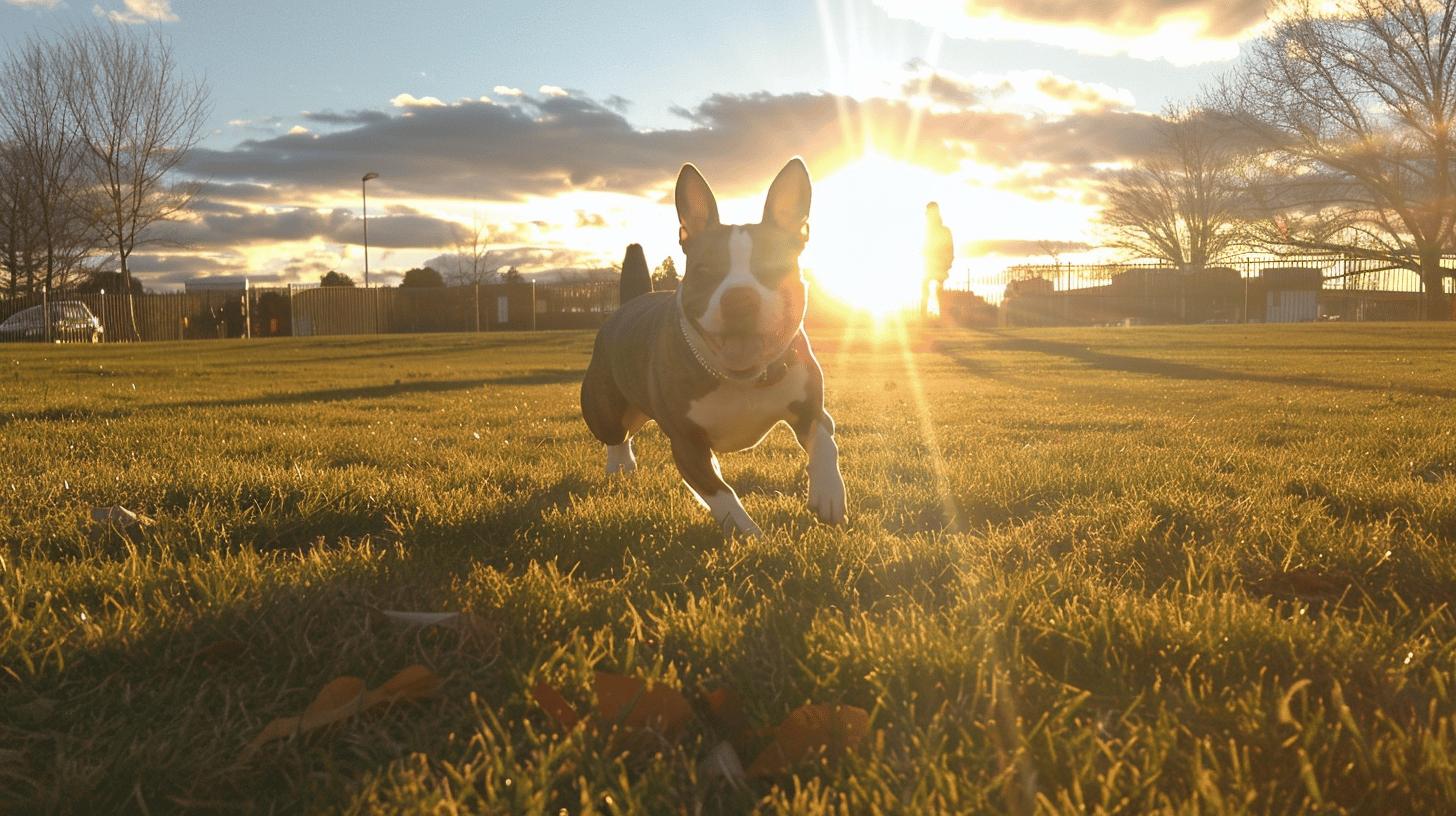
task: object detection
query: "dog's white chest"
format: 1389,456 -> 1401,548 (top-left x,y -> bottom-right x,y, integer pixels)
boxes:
686,364 -> 808,452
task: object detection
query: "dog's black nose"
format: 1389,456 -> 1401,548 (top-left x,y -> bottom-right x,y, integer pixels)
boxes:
720,287 -> 761,327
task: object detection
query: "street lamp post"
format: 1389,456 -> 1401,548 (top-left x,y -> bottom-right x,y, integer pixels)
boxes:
362,172 -> 379,287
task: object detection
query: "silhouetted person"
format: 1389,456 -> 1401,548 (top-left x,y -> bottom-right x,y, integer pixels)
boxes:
620,243 -> 651,304
922,202 -> 953,319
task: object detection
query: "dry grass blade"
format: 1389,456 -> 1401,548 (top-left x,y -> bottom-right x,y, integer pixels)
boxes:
379,610 -> 462,627
1247,567 -> 1353,605
697,740 -> 747,788
189,640 -> 247,666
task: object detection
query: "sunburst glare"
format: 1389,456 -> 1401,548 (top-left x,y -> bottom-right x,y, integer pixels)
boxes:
803,153 -> 959,316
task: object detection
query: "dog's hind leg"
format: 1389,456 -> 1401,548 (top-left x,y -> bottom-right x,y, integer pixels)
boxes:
606,439 -> 637,474
581,361 -> 646,475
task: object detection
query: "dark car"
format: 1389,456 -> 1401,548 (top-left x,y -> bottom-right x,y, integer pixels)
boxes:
0,301 -> 104,343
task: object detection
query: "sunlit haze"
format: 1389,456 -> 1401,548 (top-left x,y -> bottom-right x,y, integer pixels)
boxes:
0,0 -> 1241,291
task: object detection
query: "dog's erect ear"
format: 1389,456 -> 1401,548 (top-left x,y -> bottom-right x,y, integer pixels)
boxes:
762,157 -> 811,240
676,163 -> 720,244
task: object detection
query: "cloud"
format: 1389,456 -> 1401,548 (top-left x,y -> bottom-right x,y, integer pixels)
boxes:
493,85 -> 524,97
872,0 -> 1266,63
94,0 -> 178,24
303,109 -> 392,126
188,181 -> 279,203
155,207 -> 467,250
423,246 -> 595,273
182,89 -> 1160,205
1032,74 -> 1134,112
964,238 -> 1092,257
227,116 -> 286,133
538,85 -> 569,97
903,70 -> 992,107
900,62 -> 1132,114
6,0 -> 63,9
391,93 -> 447,109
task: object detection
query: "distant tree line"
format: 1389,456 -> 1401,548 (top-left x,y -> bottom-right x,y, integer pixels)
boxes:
1100,0 -> 1456,319
317,264 -> 524,288
0,24 -> 209,334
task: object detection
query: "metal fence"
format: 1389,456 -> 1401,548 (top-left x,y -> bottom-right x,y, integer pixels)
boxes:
997,255 -> 1456,326
0,288 -> 265,342
0,280 -> 621,343
1004,255 -> 1456,293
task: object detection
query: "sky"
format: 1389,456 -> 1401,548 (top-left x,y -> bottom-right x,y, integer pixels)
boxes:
0,0 -> 1268,301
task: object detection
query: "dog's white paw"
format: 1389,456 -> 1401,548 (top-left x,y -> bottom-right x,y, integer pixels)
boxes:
806,422 -> 847,525
720,513 -> 763,539
809,469 -> 847,525
703,490 -> 761,538
605,443 -> 637,475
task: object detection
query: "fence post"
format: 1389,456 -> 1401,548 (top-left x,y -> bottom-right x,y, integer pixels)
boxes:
243,278 -> 252,339
42,284 -> 50,343
530,281 -> 537,331
474,283 -> 480,332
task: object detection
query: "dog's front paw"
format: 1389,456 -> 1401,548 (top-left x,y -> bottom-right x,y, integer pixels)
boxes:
703,491 -> 762,538
809,470 -> 847,525
720,513 -> 763,539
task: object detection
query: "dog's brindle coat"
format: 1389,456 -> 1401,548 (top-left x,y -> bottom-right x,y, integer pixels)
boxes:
580,158 -> 846,537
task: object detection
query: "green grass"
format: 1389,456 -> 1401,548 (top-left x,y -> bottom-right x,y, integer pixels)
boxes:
4,323 -> 1456,813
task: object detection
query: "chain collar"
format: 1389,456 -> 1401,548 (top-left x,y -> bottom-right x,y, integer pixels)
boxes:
675,288 -> 794,385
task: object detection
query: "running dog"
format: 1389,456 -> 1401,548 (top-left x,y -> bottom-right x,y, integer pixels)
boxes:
580,158 -> 846,537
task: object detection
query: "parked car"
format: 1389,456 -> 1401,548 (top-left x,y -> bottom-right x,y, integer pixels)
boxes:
0,302 -> 103,343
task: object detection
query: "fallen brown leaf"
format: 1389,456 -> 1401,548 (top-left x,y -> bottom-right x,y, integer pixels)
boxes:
747,703 -> 870,777
243,665 -> 441,758
704,686 -> 752,753
531,681 -> 582,731
366,664 -> 443,705
595,672 -> 693,742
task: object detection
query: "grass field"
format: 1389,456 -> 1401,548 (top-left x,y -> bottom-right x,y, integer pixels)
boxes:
4,323 -> 1456,813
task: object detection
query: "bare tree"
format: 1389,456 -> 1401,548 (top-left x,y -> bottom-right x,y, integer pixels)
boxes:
1099,105 -> 1249,271
62,24 -> 209,335
444,214 -> 495,285
1215,0 -> 1456,319
0,38 -> 95,295
0,142 -> 43,298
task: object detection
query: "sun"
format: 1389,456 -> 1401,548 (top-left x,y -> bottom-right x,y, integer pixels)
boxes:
801,154 -> 957,316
